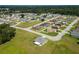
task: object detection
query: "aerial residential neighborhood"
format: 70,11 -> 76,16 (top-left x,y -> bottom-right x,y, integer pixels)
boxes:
0,5 -> 79,54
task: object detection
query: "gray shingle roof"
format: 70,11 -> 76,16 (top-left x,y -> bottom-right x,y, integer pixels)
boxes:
35,37 -> 46,44
0,20 -> 4,24
71,30 -> 79,38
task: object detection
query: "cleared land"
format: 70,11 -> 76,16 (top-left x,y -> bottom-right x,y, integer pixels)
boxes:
41,31 -> 58,36
0,29 -> 79,54
17,20 -> 41,28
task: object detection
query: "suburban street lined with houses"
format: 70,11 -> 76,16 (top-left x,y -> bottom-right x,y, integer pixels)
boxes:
11,15 -> 60,41
54,17 -> 79,41
1,5 -> 79,54
27,15 -> 61,29
0,13 -> 79,46
11,15 -> 79,41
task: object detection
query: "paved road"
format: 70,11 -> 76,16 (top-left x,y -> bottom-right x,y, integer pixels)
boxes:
27,16 -> 61,29
12,17 -> 79,41
54,17 -> 79,41
11,26 -> 56,40
11,16 -> 61,41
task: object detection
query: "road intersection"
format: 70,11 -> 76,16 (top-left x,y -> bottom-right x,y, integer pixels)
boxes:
11,17 -> 79,41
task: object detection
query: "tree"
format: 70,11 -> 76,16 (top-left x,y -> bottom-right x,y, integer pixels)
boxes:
20,14 -> 25,18
41,19 -> 45,21
0,23 -> 16,44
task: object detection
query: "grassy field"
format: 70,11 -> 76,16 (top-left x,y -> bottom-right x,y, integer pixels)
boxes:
0,29 -> 79,54
41,31 -> 58,36
53,34 -> 79,54
17,20 -> 41,28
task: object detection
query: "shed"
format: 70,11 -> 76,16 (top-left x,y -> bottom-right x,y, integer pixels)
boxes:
34,36 -> 48,46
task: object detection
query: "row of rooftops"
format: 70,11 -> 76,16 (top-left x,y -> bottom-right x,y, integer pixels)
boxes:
0,13 -> 61,22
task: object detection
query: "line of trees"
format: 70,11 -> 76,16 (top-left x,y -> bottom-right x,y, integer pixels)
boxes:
0,24 -> 16,44
0,6 -> 79,16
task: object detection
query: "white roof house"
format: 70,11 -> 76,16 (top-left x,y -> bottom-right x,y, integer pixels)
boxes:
34,36 -> 48,46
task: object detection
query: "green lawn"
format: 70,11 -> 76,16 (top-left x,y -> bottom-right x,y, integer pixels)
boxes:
55,34 -> 79,54
17,20 -> 41,28
41,31 -> 58,36
0,29 -> 79,54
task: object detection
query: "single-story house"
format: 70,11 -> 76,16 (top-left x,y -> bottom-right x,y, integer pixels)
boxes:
71,30 -> 79,38
33,36 -> 48,46
0,20 -> 4,24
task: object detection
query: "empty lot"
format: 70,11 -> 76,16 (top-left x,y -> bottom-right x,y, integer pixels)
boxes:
0,29 -> 79,54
